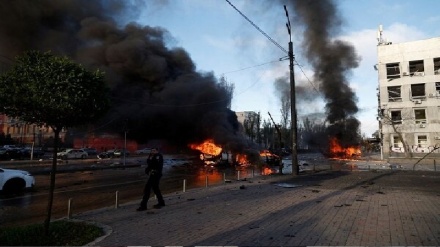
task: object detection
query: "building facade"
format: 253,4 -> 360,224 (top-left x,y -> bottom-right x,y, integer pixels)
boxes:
377,36 -> 440,158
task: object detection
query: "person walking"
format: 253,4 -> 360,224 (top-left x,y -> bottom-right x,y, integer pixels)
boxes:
137,148 -> 165,211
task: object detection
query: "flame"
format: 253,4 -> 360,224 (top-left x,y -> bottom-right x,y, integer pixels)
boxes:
236,153 -> 249,166
189,139 -> 222,156
328,137 -> 361,159
260,150 -> 279,158
262,166 -> 274,175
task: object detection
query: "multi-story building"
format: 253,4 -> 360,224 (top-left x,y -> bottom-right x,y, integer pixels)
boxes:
377,34 -> 440,158
0,114 -> 56,146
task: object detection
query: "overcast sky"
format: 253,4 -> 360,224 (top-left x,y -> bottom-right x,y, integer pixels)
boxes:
136,0 -> 440,137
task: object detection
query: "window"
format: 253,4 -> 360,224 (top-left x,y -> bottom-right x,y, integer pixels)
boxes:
387,86 -> 401,101
392,135 -> 403,148
409,60 -> 424,76
414,109 -> 426,124
417,135 -> 428,148
386,63 -> 400,79
434,58 -> 440,74
390,110 -> 402,124
411,83 -> 425,99
436,82 -> 440,94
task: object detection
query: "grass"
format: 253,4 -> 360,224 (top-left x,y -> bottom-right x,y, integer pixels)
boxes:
0,220 -> 104,246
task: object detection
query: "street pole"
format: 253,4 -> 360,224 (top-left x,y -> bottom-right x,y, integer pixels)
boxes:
285,5 -> 299,175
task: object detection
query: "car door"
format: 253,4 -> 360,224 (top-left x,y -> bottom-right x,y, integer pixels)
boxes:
68,150 -> 77,159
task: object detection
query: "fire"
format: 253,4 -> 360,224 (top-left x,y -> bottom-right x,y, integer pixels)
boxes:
328,137 -> 361,159
236,153 -> 249,166
189,139 -> 222,156
259,150 -> 279,159
262,166 -> 274,175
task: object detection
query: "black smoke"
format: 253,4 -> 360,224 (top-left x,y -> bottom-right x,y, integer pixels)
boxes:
285,0 -> 362,148
0,0 -> 247,150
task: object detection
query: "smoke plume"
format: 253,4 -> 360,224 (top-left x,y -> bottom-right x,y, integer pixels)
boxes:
286,0 -> 361,147
0,0 -> 247,150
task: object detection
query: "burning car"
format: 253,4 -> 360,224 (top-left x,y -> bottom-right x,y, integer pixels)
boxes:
260,150 -> 281,166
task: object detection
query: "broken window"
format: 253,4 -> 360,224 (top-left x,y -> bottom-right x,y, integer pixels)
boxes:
436,82 -> 440,94
386,63 -> 400,79
414,109 -> 426,124
434,58 -> 440,74
411,83 -> 425,99
409,60 -> 424,76
387,86 -> 401,101
417,135 -> 428,148
390,110 -> 402,124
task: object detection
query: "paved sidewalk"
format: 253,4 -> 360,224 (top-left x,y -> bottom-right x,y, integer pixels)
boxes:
75,170 -> 440,246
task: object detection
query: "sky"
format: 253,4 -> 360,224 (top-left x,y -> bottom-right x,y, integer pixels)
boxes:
135,0 -> 440,137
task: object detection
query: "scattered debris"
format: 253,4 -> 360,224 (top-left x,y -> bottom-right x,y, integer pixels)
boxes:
312,189 -> 320,193
187,198 -> 195,201
239,185 -> 246,189
334,204 -> 344,207
284,234 -> 295,237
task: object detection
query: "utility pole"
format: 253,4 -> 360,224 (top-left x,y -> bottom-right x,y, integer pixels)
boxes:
284,5 -> 299,175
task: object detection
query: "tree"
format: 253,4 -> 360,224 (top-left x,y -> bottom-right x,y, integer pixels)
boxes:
0,50 -> 110,235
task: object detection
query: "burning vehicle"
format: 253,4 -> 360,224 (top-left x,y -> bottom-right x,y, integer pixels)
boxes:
327,137 -> 361,159
259,150 -> 281,166
189,139 -> 231,166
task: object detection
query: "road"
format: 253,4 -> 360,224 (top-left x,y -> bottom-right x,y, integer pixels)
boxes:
0,155 -> 256,228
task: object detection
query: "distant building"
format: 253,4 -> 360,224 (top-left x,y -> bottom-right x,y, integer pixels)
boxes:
377,31 -> 440,158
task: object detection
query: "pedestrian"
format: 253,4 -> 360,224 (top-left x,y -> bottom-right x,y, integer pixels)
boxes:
137,148 -> 165,211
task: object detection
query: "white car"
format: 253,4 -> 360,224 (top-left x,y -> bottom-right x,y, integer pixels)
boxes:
0,168 -> 35,194
57,148 -> 88,160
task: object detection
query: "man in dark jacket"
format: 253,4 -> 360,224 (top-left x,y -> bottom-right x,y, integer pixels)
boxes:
137,148 -> 165,211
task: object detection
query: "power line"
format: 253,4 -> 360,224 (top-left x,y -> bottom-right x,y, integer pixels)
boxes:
221,59 -> 281,75
294,61 -> 320,93
224,0 -> 288,54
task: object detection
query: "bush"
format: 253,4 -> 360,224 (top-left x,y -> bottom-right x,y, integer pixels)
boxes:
0,220 -> 104,246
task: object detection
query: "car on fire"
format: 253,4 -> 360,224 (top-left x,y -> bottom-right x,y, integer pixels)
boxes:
0,168 -> 35,194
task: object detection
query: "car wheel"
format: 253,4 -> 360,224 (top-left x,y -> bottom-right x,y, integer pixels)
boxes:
81,155 -> 86,159
3,178 -> 25,195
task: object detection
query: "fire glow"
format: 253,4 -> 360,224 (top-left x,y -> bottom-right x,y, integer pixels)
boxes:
235,154 -> 249,166
328,137 -> 361,159
189,139 -> 222,156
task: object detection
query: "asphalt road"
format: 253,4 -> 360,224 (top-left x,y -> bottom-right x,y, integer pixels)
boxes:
0,155 -> 252,228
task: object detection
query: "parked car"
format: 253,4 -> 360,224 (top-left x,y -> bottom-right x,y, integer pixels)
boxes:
19,147 -> 46,159
97,149 -> 129,159
135,148 -> 152,155
0,168 -> 35,194
114,149 -> 130,157
81,148 -> 98,156
0,148 -> 23,160
57,148 -> 88,160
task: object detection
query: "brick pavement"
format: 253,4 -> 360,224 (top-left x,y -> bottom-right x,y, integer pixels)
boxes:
75,170 -> 440,246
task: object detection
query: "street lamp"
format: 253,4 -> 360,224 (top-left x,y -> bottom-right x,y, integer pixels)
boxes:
284,5 -> 299,175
